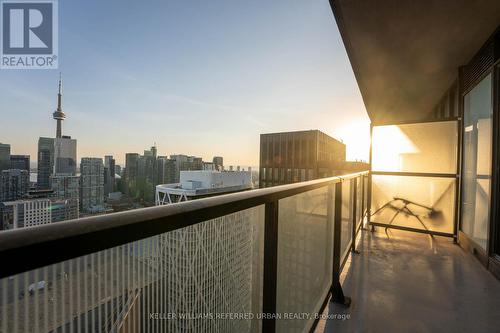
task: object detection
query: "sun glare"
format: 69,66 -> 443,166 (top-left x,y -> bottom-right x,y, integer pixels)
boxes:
334,121 -> 370,162
372,125 -> 419,171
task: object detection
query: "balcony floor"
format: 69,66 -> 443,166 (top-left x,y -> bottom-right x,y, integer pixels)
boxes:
316,228 -> 500,333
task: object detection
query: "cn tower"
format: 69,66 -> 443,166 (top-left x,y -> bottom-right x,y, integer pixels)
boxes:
52,73 -> 66,138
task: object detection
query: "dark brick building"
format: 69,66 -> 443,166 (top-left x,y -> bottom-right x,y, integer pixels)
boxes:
259,130 -> 348,188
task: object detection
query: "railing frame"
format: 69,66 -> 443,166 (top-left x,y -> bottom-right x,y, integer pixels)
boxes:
0,171 -> 369,333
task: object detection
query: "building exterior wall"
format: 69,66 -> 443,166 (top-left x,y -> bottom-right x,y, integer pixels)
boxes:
10,155 -> 30,175
0,143 -> 10,172
37,137 -> 55,190
259,130 -> 346,188
0,169 -> 29,202
54,137 -> 77,175
170,155 -> 203,182
0,199 -> 51,229
50,199 -> 79,222
125,153 -> 139,180
80,158 -> 105,214
104,155 -> 116,197
50,174 -> 80,220
156,157 -> 176,185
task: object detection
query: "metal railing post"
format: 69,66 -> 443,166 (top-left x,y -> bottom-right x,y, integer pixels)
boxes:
351,178 -> 359,253
361,175 -> 365,223
331,181 -> 351,306
263,201 -> 279,333
369,123 -> 374,232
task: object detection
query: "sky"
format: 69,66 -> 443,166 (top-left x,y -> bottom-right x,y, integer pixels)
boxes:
0,0 -> 369,167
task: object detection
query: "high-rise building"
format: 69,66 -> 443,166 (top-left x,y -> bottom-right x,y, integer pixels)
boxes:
50,174 -> 79,220
54,136 -> 77,175
143,146 -> 157,184
156,156 -> 176,185
213,156 -> 223,171
104,155 -> 116,197
114,165 -> 122,176
80,158 -> 105,214
0,199 -> 51,230
10,155 -> 30,175
125,153 -> 139,182
0,143 -> 11,172
37,137 -> 55,190
259,130 -> 346,188
170,154 -> 203,182
50,175 -> 79,200
0,169 -> 29,202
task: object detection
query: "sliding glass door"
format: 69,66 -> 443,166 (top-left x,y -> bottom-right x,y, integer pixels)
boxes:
461,73 -> 493,250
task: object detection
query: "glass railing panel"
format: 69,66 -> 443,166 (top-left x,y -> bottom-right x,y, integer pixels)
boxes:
340,180 -> 353,260
372,121 -> 458,174
0,206 -> 264,333
371,175 -> 456,234
276,186 -> 333,333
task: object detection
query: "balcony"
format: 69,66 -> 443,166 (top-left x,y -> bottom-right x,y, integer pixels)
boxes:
2,1 -> 500,333
1,163 -> 499,333
0,172 -> 369,333
318,228 -> 500,333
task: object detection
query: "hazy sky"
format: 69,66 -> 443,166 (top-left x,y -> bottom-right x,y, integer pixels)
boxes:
0,0 -> 369,166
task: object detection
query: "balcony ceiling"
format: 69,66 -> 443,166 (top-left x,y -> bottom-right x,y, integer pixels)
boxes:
330,0 -> 500,124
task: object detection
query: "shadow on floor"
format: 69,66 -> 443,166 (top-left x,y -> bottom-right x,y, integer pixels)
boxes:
316,228 -> 500,333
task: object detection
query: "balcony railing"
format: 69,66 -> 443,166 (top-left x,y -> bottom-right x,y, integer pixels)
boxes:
0,171 -> 369,333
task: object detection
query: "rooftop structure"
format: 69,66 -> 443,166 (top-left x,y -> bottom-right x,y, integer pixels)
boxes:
156,170 -> 253,204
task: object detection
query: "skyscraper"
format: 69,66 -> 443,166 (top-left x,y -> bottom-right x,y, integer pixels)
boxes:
53,136 -> 77,175
125,153 -> 139,181
0,143 -> 11,172
37,137 -> 54,190
51,175 -> 80,200
10,155 -> 30,175
50,174 -> 80,220
114,165 -> 122,176
259,130 -> 346,188
170,154 -> 203,182
143,146 -> 157,184
80,158 -> 105,214
104,155 -> 116,197
0,169 -> 29,202
156,156 -> 176,185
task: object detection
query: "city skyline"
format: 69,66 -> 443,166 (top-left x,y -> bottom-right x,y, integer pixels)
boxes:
0,0 -> 369,167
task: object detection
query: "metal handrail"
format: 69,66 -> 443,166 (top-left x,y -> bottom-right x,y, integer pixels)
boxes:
0,171 -> 368,279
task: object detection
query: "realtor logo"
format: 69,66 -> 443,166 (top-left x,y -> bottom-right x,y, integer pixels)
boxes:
1,0 -> 58,69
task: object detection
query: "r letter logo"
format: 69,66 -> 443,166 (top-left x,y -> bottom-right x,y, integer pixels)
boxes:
1,0 -> 58,69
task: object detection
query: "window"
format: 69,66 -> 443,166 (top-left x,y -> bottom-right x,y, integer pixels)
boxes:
461,73 -> 493,250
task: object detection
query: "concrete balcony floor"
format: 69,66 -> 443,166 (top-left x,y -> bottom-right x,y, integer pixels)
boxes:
316,228 -> 500,333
